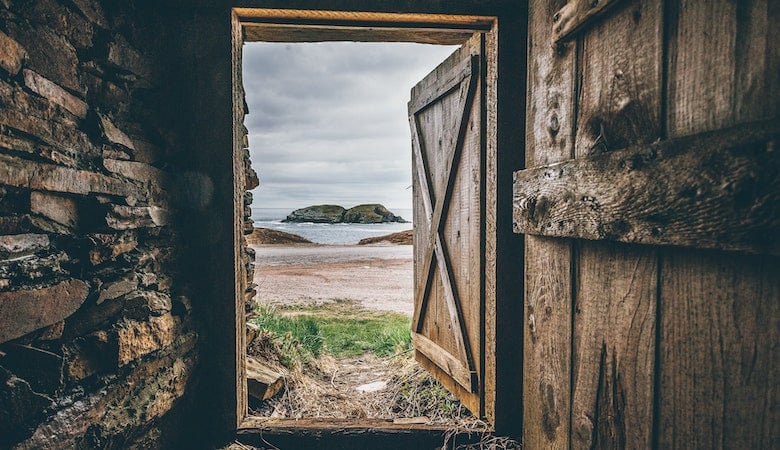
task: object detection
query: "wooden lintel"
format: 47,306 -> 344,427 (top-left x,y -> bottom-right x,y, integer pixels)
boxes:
513,120 -> 780,255
237,8 -> 494,44
242,23 -> 473,45
552,0 -> 627,43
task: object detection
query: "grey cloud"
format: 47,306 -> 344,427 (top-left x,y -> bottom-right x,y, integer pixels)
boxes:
243,41 -> 457,209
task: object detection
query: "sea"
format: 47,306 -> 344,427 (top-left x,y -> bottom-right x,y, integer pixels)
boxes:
251,208 -> 414,245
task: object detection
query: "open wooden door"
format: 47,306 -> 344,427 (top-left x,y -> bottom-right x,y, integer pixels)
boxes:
408,33 -> 485,416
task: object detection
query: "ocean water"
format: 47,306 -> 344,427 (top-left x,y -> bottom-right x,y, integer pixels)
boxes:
251,207 -> 414,245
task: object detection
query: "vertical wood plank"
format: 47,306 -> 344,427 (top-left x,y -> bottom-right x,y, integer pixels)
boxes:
659,252 -> 780,449
523,0 -> 575,447
570,1 -> 662,449
661,1 -> 780,448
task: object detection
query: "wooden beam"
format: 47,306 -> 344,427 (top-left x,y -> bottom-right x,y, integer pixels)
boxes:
237,9 -> 494,44
513,120 -> 780,255
242,23 -> 473,44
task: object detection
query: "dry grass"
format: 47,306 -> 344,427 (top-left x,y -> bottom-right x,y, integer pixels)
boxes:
248,342 -> 481,427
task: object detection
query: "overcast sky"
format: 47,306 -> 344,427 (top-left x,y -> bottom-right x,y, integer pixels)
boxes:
242,42 -> 458,210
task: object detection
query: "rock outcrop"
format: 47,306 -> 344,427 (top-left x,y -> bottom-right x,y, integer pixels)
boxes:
283,204 -> 407,224
283,205 -> 345,223
343,204 -> 407,224
247,228 -> 312,245
358,229 -> 413,245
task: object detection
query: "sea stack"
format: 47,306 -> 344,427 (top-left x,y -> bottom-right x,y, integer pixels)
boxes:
282,204 -> 407,224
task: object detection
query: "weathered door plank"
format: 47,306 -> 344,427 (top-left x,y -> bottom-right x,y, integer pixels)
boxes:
569,1 -> 663,448
523,0 -> 576,447
659,1 -> 780,448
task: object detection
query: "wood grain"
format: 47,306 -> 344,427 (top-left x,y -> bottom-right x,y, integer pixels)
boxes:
660,1 -> 780,448
569,2 -> 662,449
523,0 -> 576,447
551,0 -> 627,43
513,121 -> 780,254
409,34 -> 483,413
659,251 -> 779,449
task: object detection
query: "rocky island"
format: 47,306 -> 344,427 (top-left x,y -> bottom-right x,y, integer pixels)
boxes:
283,204 -> 407,224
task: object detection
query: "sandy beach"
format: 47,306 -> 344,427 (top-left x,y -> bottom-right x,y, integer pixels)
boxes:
250,244 -> 414,315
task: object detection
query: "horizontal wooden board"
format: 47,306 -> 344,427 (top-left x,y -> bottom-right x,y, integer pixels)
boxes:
513,120 -> 780,254
238,9 -> 494,44
242,24 -> 472,44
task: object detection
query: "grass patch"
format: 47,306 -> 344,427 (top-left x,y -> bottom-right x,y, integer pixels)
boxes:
250,301 -> 411,365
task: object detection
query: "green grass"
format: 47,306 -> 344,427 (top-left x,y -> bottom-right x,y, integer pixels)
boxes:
250,301 -> 411,365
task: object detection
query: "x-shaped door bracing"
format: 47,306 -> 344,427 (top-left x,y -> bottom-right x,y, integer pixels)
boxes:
409,55 -> 479,393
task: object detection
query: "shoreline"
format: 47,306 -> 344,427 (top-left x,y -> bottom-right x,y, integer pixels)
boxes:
250,243 -> 414,315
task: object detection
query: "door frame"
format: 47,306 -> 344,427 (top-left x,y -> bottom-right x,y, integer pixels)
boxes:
227,5 -> 526,439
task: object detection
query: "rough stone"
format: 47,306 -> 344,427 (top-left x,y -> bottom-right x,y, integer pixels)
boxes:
96,276 -> 138,304
13,0 -> 94,50
23,69 -> 88,118
123,290 -> 172,319
0,30 -> 27,75
0,153 -> 144,199
98,114 -> 136,150
131,139 -> 162,164
30,191 -> 78,229
0,233 -> 49,260
116,314 -> 176,366
105,205 -> 169,230
107,34 -> 153,80
0,279 -> 90,344
103,158 -> 167,191
5,21 -> 84,95
69,0 -> 108,29
87,232 -> 138,265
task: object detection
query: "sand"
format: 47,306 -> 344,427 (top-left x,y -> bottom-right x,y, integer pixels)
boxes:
250,244 -> 414,315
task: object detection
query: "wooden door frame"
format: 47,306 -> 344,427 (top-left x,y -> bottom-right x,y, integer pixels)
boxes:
227,5 -> 526,440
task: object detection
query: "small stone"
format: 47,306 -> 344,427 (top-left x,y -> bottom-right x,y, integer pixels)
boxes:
105,205 -> 169,230
98,114 -> 135,150
96,277 -> 138,304
88,232 -> 137,265
356,380 -> 387,393
0,30 -> 27,75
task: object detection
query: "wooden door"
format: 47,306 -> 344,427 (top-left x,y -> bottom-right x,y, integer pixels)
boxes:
409,33 -> 485,416
515,1 -> 779,448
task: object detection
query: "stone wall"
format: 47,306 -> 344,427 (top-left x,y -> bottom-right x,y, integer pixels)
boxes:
0,1 -> 219,447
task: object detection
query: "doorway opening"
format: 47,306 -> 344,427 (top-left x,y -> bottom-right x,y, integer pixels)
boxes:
242,40 -> 481,425
231,9 -> 505,436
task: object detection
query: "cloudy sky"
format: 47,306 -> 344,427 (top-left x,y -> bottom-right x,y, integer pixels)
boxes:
242,42 -> 458,210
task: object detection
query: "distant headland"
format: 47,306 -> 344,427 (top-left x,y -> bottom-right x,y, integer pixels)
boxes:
282,204 -> 408,224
